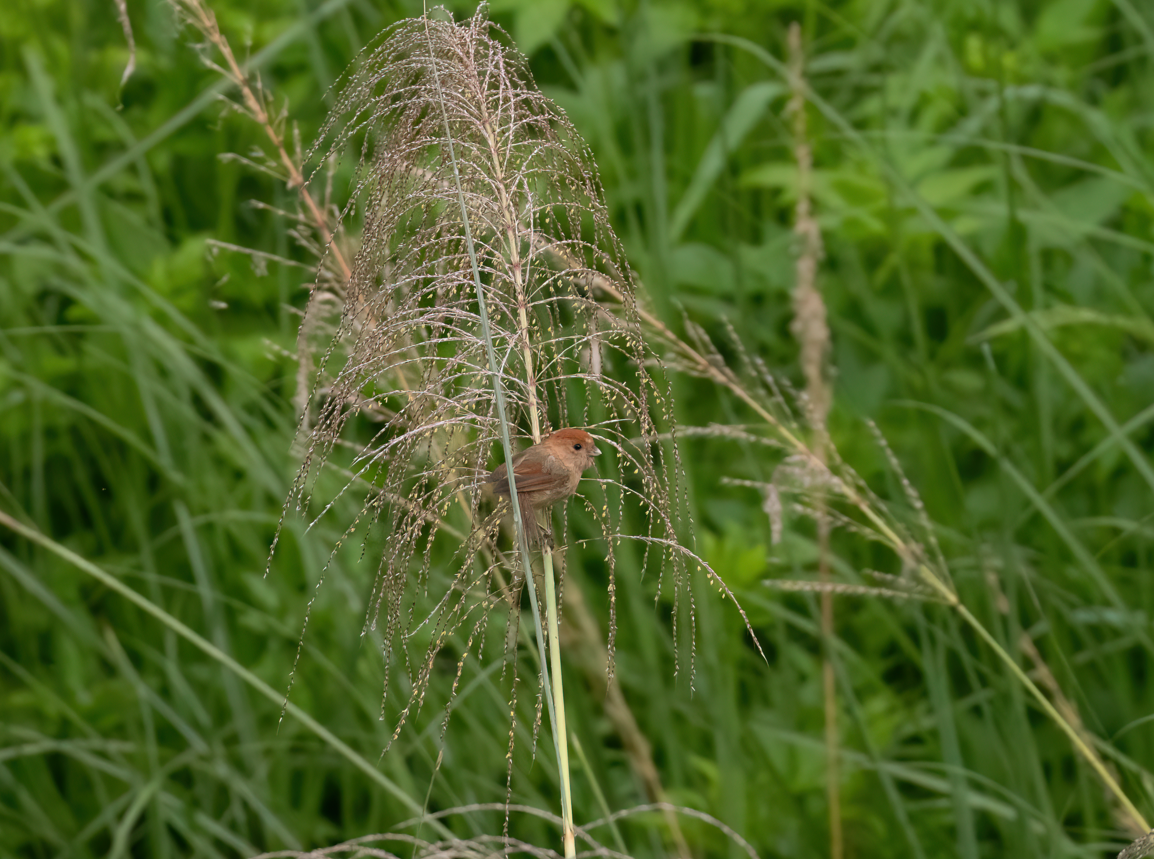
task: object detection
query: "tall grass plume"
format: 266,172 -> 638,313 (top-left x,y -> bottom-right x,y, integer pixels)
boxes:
263,10 -> 725,846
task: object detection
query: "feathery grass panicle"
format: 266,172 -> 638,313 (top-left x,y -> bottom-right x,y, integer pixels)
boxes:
667,315 -> 1152,837
271,6 -> 690,751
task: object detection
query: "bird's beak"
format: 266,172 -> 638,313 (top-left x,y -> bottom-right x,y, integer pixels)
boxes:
590,443 -> 601,456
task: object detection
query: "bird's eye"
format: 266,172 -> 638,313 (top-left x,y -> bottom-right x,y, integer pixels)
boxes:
573,443 -> 582,450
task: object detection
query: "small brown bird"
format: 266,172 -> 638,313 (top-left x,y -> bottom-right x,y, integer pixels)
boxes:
486,428 -> 601,543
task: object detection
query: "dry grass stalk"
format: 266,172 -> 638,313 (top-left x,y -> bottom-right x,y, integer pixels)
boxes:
786,21 -> 841,859
165,0 -> 354,423
985,566 -> 1146,839
166,0 -> 349,280
786,27 -> 830,431
113,0 -> 136,89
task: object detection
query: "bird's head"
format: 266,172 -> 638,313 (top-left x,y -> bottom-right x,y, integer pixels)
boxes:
546,428 -> 601,471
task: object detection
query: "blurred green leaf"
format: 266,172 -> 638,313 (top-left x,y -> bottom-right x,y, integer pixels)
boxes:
971,304 -> 1154,346
915,166 -> 997,208
493,0 -> 572,56
670,81 -> 785,241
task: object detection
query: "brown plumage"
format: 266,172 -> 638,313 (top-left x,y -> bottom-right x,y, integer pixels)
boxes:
486,428 -> 601,542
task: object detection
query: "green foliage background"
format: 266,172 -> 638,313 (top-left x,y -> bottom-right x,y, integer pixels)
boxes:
3,0 -> 1154,856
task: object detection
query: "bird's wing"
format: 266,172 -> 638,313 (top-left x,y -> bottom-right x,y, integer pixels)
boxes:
511,453 -> 569,492
488,452 -> 568,496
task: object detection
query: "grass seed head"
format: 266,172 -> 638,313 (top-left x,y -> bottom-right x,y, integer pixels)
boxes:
273,6 -> 693,743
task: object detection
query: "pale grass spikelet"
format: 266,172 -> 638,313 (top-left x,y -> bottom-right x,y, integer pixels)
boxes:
270,7 -> 691,749
762,578 -> 939,603
786,21 -> 830,430
1121,831 -> 1154,859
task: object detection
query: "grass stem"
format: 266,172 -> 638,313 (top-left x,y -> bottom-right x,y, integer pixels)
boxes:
916,567 -> 1150,832
423,9 -> 574,851
0,510 -> 454,839
543,549 -> 576,856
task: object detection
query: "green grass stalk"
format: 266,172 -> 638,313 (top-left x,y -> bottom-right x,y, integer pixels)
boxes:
423,12 -> 575,853
0,509 -> 454,839
920,569 -> 1150,833
542,550 -> 575,856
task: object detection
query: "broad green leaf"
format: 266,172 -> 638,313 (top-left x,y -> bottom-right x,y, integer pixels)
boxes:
743,162 -> 888,212
916,166 -> 997,208
633,1 -> 697,65
574,0 -> 618,25
492,0 -> 571,56
1034,0 -> 1104,51
1049,176 -> 1134,227
668,242 -> 736,293
670,81 -> 785,241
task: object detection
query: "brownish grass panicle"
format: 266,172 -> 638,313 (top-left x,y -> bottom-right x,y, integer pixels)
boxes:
164,0 -> 354,422
270,6 -> 692,752
786,22 -> 839,856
